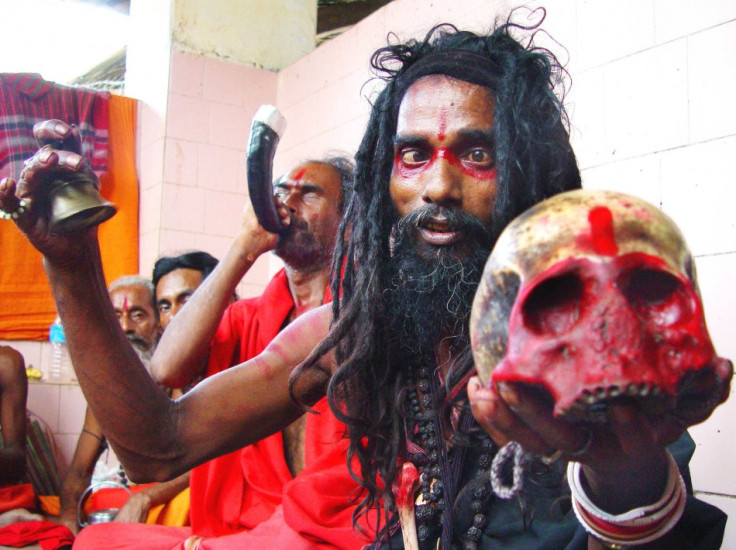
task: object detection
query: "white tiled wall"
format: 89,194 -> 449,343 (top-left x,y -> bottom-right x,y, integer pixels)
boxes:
10,340 -> 86,479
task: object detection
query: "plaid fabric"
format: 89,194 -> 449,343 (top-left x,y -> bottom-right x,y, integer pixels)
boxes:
0,412 -> 60,497
0,73 -> 110,181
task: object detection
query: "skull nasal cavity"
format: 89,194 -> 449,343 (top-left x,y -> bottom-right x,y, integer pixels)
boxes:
523,274 -> 583,336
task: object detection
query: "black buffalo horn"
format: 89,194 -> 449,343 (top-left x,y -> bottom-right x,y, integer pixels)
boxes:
246,105 -> 288,234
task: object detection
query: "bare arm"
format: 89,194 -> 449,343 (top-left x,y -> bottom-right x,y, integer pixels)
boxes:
0,121 -> 333,484
50,241 -> 332,481
49,243 -> 333,482
59,407 -> 105,534
150,201 -> 280,388
0,346 -> 28,484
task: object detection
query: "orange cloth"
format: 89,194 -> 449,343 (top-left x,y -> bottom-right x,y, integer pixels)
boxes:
0,94 -> 139,340
37,495 -> 59,516
96,94 -> 139,290
87,484 -> 190,527
39,485 -> 190,527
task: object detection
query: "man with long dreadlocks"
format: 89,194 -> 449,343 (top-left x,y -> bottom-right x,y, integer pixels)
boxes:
1,13 -> 728,550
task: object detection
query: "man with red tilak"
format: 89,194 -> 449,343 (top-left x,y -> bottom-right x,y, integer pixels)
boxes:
0,12 -> 730,550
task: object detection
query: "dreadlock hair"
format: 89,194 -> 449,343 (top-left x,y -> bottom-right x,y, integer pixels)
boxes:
291,8 -> 582,543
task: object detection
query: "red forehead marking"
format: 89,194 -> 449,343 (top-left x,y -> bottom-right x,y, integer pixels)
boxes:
588,206 -> 618,256
122,296 -> 129,312
437,109 -> 447,142
293,168 -> 307,181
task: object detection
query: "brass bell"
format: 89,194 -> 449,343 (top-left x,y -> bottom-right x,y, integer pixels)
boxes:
48,174 -> 117,234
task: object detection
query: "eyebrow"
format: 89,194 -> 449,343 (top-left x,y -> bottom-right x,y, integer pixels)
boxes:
274,181 -> 323,193
394,128 -> 495,149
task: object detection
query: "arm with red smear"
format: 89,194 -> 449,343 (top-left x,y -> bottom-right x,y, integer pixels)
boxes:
0,121 -> 337,484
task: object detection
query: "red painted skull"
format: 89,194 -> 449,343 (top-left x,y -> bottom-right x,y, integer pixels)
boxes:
470,189 -> 732,423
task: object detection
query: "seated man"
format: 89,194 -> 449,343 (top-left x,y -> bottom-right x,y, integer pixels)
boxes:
45,159 -> 359,549
0,349 -> 51,539
149,156 -> 357,545
0,345 -> 32,513
153,251 -> 225,392
152,251 -> 221,333
0,346 -> 27,487
57,276 -> 189,535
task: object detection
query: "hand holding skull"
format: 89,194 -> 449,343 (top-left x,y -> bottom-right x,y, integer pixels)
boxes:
469,189 -> 732,512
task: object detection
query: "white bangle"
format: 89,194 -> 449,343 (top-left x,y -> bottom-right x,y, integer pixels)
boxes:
567,451 -> 686,546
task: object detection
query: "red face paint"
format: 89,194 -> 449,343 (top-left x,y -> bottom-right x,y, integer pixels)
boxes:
588,206 -> 618,256
293,168 -> 307,181
122,296 -> 129,312
394,147 -> 496,181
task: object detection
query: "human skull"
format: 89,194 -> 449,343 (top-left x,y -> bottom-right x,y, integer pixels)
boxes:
470,189 -> 732,423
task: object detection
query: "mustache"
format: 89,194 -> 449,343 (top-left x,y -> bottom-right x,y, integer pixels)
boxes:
291,217 -> 309,231
394,204 -> 493,249
278,216 -> 309,239
126,333 -> 150,350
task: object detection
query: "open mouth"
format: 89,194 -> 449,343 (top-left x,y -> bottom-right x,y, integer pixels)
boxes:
418,218 -> 462,246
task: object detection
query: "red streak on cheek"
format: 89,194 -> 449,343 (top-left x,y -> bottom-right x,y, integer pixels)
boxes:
588,206 -> 618,256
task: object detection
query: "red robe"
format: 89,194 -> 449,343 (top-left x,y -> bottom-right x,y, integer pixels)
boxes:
76,269 -> 371,549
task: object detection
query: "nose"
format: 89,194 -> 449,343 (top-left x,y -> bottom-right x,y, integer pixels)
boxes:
281,191 -> 299,213
119,314 -> 134,334
421,152 -> 462,207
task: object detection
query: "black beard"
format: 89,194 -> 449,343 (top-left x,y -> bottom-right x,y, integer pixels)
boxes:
384,205 -> 494,368
274,217 -> 332,270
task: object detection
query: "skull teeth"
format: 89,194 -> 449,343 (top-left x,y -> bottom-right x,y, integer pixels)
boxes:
578,382 -> 662,406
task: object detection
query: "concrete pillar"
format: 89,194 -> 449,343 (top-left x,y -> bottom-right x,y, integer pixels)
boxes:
125,0 -> 316,278
172,0 -> 318,70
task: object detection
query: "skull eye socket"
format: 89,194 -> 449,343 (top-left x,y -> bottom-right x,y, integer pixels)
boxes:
617,268 -> 692,325
522,273 -> 583,336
